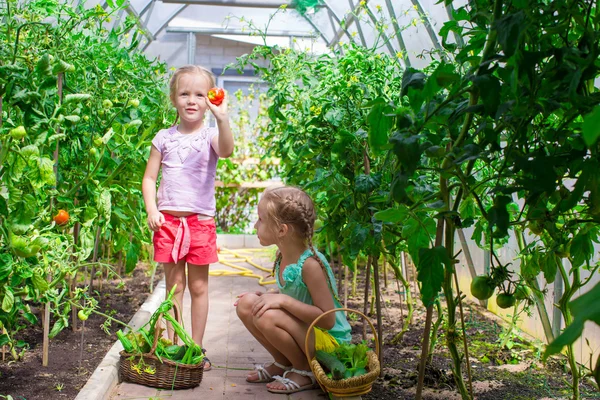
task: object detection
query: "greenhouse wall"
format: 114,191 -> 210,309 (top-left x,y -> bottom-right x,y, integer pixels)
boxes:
455,229 -> 600,367
144,33 -> 263,72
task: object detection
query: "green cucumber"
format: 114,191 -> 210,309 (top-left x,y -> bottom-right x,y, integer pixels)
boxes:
316,350 -> 346,380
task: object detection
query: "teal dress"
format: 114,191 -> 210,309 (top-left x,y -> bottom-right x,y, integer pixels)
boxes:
275,248 -> 352,344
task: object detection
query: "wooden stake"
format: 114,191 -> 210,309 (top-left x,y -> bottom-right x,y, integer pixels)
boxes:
362,255 -> 372,341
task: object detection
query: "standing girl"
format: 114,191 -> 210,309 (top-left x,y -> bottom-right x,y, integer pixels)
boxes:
142,65 -> 233,371
234,186 -> 351,394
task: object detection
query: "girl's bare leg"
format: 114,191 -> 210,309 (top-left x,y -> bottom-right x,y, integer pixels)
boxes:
236,294 -> 291,381
163,260 -> 186,341
187,264 -> 209,347
252,308 -> 315,390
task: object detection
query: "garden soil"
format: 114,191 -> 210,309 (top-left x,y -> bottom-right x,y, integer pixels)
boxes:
0,264 -> 163,400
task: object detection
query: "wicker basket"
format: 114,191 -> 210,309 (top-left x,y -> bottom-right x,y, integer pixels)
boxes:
304,308 -> 381,397
118,306 -> 204,390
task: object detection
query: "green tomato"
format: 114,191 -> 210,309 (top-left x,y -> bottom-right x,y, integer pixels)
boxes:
514,285 -> 532,301
470,276 -> 495,300
78,310 -> 89,321
9,126 -> 27,140
93,137 -> 103,147
102,99 -> 113,109
89,147 -> 98,156
496,293 -> 517,309
128,98 -> 140,108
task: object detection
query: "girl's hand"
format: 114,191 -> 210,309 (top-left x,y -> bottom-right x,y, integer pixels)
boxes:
233,291 -> 263,307
252,294 -> 286,318
205,96 -> 228,122
147,212 -> 165,232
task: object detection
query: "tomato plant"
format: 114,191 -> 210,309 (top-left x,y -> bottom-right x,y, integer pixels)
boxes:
0,0 -> 172,357
235,1 -> 600,398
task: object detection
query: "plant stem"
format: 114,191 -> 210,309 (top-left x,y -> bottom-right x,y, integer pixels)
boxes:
416,218 -> 444,400
428,299 -> 443,363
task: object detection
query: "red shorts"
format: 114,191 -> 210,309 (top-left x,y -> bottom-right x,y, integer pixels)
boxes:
153,213 -> 218,265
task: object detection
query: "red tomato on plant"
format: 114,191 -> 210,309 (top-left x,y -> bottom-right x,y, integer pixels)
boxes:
53,209 -> 69,225
207,87 -> 225,105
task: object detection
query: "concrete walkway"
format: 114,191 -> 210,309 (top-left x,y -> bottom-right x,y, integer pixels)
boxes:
109,250 -> 327,400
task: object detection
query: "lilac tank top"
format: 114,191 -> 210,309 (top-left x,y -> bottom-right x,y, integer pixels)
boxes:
151,125 -> 219,216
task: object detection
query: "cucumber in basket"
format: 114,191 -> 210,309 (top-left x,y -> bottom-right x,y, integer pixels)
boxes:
316,350 -> 346,380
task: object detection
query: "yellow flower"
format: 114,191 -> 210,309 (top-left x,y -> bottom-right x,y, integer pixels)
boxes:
360,1 -> 366,6
280,4 -> 287,9
351,31 -> 358,37
413,5 -> 418,10
411,18 -> 419,26
350,75 -> 359,82
396,52 -> 404,59
376,5 -> 382,11
144,366 -> 156,375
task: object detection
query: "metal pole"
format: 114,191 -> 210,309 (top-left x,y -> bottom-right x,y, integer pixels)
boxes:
187,32 -> 196,64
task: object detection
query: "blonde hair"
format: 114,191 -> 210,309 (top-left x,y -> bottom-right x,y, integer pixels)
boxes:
169,65 -> 216,105
262,186 -> 339,299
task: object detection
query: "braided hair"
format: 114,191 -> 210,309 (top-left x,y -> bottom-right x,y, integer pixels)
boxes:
262,186 -> 340,302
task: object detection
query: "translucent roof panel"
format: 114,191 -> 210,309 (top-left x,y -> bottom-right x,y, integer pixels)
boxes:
121,0 -> 469,67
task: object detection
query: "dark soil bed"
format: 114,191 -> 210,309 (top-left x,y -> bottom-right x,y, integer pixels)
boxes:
334,263 -> 600,400
0,264 -> 163,400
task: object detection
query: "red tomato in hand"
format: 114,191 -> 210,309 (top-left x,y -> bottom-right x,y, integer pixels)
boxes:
53,209 -> 70,225
207,87 -> 225,105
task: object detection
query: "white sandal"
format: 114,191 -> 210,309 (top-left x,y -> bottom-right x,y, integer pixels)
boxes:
246,361 -> 291,383
267,368 -> 318,394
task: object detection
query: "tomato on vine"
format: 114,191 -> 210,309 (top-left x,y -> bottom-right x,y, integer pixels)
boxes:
470,275 -> 495,300
77,310 -> 89,321
53,209 -> 69,225
514,284 -> 532,301
208,87 -> 225,105
9,126 -> 27,140
496,293 -> 516,309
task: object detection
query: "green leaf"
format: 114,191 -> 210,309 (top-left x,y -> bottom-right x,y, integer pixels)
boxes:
32,272 -> 49,293
487,195 -> 511,238
82,207 -> 98,227
493,12 -> 525,57
540,253 -> 559,283
97,189 -> 112,221
78,228 -> 95,259
367,102 -> 393,151
570,231 -> 593,268
373,206 -> 409,223
125,241 -> 141,273
473,75 -> 501,116
544,282 -> 600,359
416,246 -> 449,306
63,93 -> 92,104
582,106 -> 600,147
355,173 -> 381,194
0,334 -> 9,347
389,132 -> 422,174
401,69 -> 426,96
35,54 -> 52,77
0,254 -> 14,280
49,318 -> 66,339
2,289 -> 14,312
